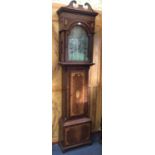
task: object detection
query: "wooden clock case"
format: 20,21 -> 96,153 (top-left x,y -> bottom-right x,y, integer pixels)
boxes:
57,0 -> 98,152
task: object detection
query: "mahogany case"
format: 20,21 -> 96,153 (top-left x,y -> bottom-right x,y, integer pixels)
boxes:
57,0 -> 98,151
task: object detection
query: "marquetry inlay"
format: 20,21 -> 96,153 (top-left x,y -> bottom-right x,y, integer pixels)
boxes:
70,71 -> 87,116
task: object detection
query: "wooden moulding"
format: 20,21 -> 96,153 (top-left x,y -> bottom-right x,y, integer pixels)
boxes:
58,61 -> 95,66
63,117 -> 91,126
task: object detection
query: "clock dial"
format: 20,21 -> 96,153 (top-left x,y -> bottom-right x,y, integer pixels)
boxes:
68,26 -> 88,61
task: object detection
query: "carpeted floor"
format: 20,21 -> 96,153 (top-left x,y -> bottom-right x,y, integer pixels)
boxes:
52,134 -> 102,155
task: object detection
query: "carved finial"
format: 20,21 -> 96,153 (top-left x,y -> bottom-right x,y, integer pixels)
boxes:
67,0 -> 78,8
84,2 -> 94,12
67,0 -> 94,12
57,0 -> 98,16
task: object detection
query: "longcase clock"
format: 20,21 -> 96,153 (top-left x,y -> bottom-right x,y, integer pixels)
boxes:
57,0 -> 98,152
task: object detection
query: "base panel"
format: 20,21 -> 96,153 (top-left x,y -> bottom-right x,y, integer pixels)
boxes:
59,117 -> 92,152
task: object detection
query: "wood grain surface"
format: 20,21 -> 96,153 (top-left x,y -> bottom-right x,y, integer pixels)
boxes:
52,2 -> 102,143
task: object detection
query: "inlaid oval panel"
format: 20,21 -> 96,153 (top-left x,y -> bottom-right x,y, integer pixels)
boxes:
70,70 -> 88,117
75,90 -> 80,99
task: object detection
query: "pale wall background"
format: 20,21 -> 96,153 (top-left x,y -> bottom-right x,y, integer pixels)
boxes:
52,2 -> 102,143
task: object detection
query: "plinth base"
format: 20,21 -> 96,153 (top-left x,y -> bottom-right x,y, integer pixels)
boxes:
59,117 -> 92,152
